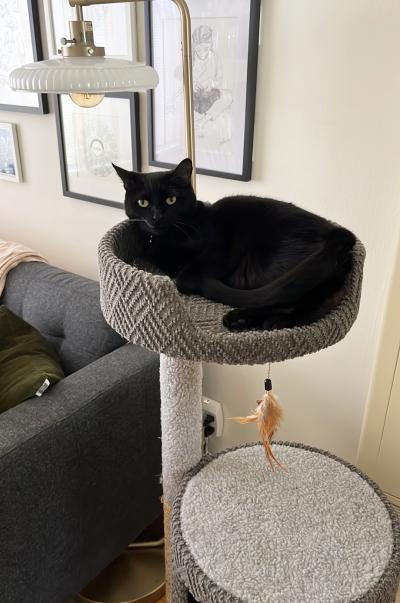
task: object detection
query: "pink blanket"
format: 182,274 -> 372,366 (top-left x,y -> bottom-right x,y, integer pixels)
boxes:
0,240 -> 46,296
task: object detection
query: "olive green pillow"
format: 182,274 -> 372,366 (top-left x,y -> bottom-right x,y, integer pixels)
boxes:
0,305 -> 64,414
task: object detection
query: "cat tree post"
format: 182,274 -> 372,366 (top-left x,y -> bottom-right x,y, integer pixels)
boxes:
160,355 -> 203,601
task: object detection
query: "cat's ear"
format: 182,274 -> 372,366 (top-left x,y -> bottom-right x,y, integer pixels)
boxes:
112,163 -> 139,189
171,158 -> 193,185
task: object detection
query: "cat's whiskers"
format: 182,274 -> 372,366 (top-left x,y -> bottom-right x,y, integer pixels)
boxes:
176,220 -> 199,235
172,222 -> 192,241
131,218 -> 152,228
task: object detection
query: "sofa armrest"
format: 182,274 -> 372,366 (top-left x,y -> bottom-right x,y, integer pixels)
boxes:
0,343 -> 159,454
0,343 -> 162,603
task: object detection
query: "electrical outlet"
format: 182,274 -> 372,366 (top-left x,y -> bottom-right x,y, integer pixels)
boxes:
202,397 -> 224,437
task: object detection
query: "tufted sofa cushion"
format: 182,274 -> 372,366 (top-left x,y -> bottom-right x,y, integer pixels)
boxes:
0,262 -> 125,375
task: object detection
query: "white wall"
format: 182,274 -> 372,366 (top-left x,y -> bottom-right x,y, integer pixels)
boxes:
1,0 -> 400,462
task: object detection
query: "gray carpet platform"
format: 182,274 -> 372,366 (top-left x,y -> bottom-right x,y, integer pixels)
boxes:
98,220 -> 365,365
173,443 -> 400,603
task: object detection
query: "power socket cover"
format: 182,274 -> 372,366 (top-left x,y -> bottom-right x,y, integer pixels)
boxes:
202,398 -> 224,437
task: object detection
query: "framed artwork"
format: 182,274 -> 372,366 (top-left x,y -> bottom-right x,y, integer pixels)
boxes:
0,123 -> 23,183
55,92 -> 141,209
0,0 -> 48,113
145,0 -> 261,181
44,0 -> 138,60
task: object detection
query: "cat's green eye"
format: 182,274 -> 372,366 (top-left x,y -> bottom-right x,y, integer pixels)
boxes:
166,196 -> 177,206
137,199 -> 150,208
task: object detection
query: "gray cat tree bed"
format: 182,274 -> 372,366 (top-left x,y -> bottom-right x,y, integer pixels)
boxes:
98,219 -> 399,602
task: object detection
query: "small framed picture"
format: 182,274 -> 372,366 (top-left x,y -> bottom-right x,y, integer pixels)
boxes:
0,123 -> 23,183
145,0 -> 261,181
0,122 -> 22,182
55,92 -> 141,209
44,0 -> 138,60
0,0 -> 48,114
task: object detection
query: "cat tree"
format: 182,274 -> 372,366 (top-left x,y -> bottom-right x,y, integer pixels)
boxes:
95,4 -> 399,599
97,220 -> 400,603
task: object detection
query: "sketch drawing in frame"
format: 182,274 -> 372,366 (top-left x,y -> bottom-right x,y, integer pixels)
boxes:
145,0 -> 261,181
55,93 -> 141,209
0,0 -> 48,113
44,0 -> 138,61
0,123 -> 23,183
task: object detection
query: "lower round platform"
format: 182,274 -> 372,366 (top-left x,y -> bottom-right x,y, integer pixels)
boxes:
77,548 -> 165,603
173,443 -> 400,603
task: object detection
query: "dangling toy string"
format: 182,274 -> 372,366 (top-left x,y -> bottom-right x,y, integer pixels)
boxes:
233,363 -> 285,470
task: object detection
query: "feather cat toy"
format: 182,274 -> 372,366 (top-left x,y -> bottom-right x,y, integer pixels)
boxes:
234,375 -> 285,469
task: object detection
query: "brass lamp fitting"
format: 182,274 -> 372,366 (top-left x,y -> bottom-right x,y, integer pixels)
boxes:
58,18 -> 105,57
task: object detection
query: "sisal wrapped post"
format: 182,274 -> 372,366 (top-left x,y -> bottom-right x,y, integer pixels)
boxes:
160,354 -> 203,602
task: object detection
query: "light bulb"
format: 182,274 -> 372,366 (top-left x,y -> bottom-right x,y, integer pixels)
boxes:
69,92 -> 105,108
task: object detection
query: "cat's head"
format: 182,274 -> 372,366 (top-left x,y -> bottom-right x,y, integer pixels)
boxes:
113,158 -> 196,235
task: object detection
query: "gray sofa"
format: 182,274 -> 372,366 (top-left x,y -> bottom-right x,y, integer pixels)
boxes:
0,261 -> 162,603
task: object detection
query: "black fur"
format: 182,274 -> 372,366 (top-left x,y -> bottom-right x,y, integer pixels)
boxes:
113,159 -> 356,331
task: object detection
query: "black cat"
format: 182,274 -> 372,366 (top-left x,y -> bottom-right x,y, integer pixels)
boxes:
113,158 -> 356,331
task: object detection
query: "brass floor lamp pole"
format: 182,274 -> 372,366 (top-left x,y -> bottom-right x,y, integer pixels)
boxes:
69,0 -> 197,191
67,1 -> 197,600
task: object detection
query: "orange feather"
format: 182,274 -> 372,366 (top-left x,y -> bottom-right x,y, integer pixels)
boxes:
233,391 -> 285,470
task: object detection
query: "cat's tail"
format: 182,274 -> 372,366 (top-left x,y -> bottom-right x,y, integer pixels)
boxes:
201,228 -> 356,309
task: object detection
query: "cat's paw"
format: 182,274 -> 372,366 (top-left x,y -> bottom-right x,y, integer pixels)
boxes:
175,275 -> 201,296
223,309 -> 260,331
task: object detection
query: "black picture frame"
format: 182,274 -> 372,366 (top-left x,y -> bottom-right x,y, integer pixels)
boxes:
55,92 -> 141,210
0,0 -> 49,114
145,0 -> 261,181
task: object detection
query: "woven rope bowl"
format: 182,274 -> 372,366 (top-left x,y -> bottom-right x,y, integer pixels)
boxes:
98,220 -> 365,365
173,443 -> 400,603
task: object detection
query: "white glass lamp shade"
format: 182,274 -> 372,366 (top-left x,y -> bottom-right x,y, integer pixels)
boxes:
9,57 -> 159,94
